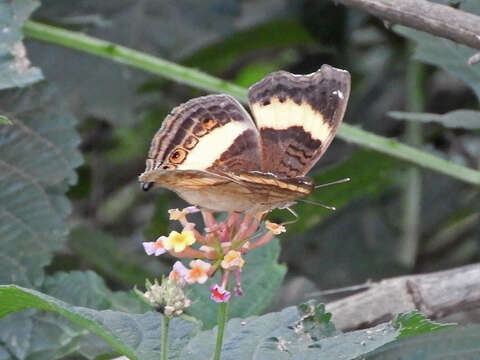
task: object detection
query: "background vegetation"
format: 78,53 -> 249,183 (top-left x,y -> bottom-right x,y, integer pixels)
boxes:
0,0 -> 479,359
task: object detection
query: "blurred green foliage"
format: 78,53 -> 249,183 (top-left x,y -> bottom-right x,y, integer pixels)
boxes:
1,0 -> 480,358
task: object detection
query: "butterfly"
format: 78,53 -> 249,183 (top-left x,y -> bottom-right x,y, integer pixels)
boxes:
139,64 -> 350,213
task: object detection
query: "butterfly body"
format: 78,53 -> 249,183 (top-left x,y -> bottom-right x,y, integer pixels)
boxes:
139,169 -> 314,212
139,64 -> 350,213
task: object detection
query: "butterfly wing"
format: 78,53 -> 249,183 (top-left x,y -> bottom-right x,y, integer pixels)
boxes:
248,64 -> 350,177
144,94 -> 262,174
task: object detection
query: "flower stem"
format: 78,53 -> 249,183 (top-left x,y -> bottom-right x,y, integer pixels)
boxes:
213,302 -> 229,360
161,316 -> 170,360
22,20 -> 480,186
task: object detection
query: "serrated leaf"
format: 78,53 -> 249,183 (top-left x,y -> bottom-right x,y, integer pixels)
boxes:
393,311 -> 455,339
0,0 -> 43,90
0,84 -> 82,288
180,301 -> 399,360
395,25 -> 480,100
0,285 -> 201,360
389,110 -> 480,130
186,239 -> 286,329
366,325 -> 480,359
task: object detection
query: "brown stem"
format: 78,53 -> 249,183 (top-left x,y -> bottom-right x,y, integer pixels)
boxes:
334,0 -> 480,50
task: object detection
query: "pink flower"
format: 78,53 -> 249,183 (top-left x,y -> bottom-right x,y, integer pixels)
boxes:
168,261 -> 189,284
185,259 -> 211,284
210,284 -> 231,303
142,236 -> 167,256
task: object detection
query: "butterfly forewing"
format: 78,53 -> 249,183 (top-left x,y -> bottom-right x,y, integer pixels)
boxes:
145,94 -> 262,173
248,64 -> 351,177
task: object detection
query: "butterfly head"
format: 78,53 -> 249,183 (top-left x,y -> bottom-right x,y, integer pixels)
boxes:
142,181 -> 154,192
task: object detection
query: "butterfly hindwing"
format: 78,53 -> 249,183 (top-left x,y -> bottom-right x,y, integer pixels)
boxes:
248,64 -> 350,177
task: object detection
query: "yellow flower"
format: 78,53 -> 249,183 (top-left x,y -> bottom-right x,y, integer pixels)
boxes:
185,259 -> 211,284
265,221 -> 286,235
164,230 -> 196,252
221,250 -> 245,270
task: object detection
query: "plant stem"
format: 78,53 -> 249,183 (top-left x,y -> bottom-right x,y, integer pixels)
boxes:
161,316 -> 170,360
213,302 -> 229,360
23,21 -> 246,100
399,57 -> 425,268
23,20 -> 480,186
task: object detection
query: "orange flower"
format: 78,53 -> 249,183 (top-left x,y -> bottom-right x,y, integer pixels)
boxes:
221,250 -> 245,270
265,220 -> 286,235
185,259 -> 211,284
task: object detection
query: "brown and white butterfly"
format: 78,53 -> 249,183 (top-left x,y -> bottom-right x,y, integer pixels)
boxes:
139,64 -> 350,213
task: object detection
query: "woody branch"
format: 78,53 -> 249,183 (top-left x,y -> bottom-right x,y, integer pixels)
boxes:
333,0 -> 480,51
325,263 -> 480,331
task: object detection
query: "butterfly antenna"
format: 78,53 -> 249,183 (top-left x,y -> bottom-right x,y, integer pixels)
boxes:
315,177 -> 350,189
299,198 -> 336,211
281,207 -> 300,225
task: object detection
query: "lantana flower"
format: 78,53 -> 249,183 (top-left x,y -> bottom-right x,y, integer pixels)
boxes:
168,206 -> 199,221
265,220 -> 286,235
210,284 -> 231,303
185,259 -> 211,284
140,278 -> 191,317
143,236 -> 167,256
164,230 -> 196,252
221,250 -> 245,270
142,206 -> 289,304
168,261 -> 189,284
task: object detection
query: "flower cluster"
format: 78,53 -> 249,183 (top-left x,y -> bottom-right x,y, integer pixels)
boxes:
140,277 -> 191,317
142,207 -> 286,303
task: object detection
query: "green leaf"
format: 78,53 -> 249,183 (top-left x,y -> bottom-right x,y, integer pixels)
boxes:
366,325 -> 480,359
0,115 -> 11,125
186,239 -> 286,329
180,301 -> 399,360
43,271 -> 151,313
0,84 -> 82,288
0,0 -> 43,89
0,285 -> 201,360
389,110 -> 480,130
395,26 -> 480,100
1,271 -> 151,359
392,311 -> 455,339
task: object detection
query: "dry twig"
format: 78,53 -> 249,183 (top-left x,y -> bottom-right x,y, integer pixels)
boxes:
326,263 -> 480,330
334,0 -> 480,51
